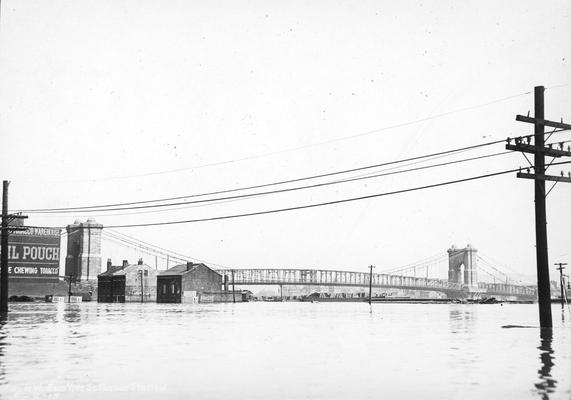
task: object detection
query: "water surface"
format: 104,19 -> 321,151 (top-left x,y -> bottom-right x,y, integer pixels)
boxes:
0,302 -> 569,399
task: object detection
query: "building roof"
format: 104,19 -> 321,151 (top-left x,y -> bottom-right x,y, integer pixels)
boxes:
158,262 -> 221,277
98,265 -> 125,277
98,263 -> 154,277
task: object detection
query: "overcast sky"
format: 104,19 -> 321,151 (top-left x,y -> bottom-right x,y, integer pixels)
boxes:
1,0 -> 570,281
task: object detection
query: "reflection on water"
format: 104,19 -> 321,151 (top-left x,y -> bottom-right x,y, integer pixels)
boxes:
535,329 -> 557,400
449,307 -> 476,333
0,314 -> 7,384
0,303 -> 569,400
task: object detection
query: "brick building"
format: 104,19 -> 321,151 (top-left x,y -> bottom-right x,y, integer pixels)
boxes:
97,259 -> 158,303
157,262 -> 228,303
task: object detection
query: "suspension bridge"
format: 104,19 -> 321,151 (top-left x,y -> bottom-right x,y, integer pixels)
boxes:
101,229 -> 537,301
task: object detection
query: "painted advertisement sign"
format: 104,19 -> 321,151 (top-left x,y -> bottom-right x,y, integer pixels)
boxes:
3,227 -> 61,278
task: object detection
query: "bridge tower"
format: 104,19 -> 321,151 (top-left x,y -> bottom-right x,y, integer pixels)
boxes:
447,244 -> 478,290
65,218 -> 103,282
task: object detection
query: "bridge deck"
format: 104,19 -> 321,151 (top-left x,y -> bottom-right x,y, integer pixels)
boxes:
217,268 -> 536,299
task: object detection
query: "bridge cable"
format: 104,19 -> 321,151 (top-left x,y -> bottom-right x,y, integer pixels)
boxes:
103,229 -> 229,269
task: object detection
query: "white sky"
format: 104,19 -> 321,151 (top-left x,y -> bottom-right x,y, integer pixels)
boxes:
1,0 -> 570,281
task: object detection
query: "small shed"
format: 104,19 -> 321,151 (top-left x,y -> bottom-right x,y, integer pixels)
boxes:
157,262 -> 224,303
97,259 -> 158,303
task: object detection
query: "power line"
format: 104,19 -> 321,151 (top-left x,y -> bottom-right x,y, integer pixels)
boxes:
24,160 -> 570,230
100,163 -> 570,229
18,130 -> 570,214
31,89 -> 537,184
19,133 -> 534,214
19,139 -> 505,212
23,150 -> 513,215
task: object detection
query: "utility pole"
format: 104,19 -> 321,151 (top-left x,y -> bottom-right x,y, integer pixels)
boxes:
555,263 -> 567,310
231,269 -> 236,303
1,181 -> 28,314
368,265 -> 375,305
506,86 -> 571,328
67,275 -> 73,303
1,182 -> 9,314
139,270 -> 144,303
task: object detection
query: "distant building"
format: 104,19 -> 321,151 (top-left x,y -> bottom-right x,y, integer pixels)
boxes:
65,219 -> 103,282
157,262 -> 240,303
97,259 -> 158,303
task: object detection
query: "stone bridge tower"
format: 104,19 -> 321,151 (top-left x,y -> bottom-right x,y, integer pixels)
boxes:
65,219 -> 103,282
447,244 -> 478,290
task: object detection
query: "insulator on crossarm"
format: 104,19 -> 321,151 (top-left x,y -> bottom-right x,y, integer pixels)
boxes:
561,171 -> 564,177
526,168 -> 530,174
526,136 -> 532,144
527,110 -> 530,117
549,144 -> 553,149
560,142 -> 564,150
506,137 -> 512,144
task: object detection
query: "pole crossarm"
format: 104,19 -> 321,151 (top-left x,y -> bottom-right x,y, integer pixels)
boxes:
516,115 -> 571,130
516,172 -> 571,183
506,143 -> 571,158
0,227 -> 29,232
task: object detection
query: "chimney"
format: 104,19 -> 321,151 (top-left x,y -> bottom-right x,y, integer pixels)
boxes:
122,260 -> 129,268
186,262 -> 193,271
107,259 -> 112,270
138,258 -> 143,265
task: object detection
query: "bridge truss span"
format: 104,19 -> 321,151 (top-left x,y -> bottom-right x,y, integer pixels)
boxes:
217,268 -> 537,300
219,268 -> 463,295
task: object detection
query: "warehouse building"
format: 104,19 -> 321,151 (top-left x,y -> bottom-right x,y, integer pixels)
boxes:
98,259 -> 158,302
157,262 -> 241,303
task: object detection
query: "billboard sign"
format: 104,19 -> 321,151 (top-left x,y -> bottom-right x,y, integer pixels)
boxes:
3,227 -> 61,278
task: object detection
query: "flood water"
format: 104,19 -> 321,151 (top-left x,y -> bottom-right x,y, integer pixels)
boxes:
0,302 -> 570,400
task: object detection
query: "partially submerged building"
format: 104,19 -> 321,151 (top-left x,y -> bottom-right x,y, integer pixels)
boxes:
157,262 -> 240,303
97,259 -> 158,303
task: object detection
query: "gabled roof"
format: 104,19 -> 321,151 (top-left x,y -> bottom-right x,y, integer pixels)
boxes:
158,262 -> 221,277
98,265 -> 126,277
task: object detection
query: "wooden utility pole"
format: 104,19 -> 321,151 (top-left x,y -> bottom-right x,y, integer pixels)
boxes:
368,265 -> 375,305
1,181 -> 27,314
1,181 -> 9,314
139,270 -> 144,303
506,86 -> 571,328
67,275 -> 73,303
231,269 -> 236,303
555,263 -> 567,310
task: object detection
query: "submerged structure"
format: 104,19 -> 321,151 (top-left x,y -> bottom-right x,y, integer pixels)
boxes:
97,259 -> 158,303
156,262 -> 241,303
